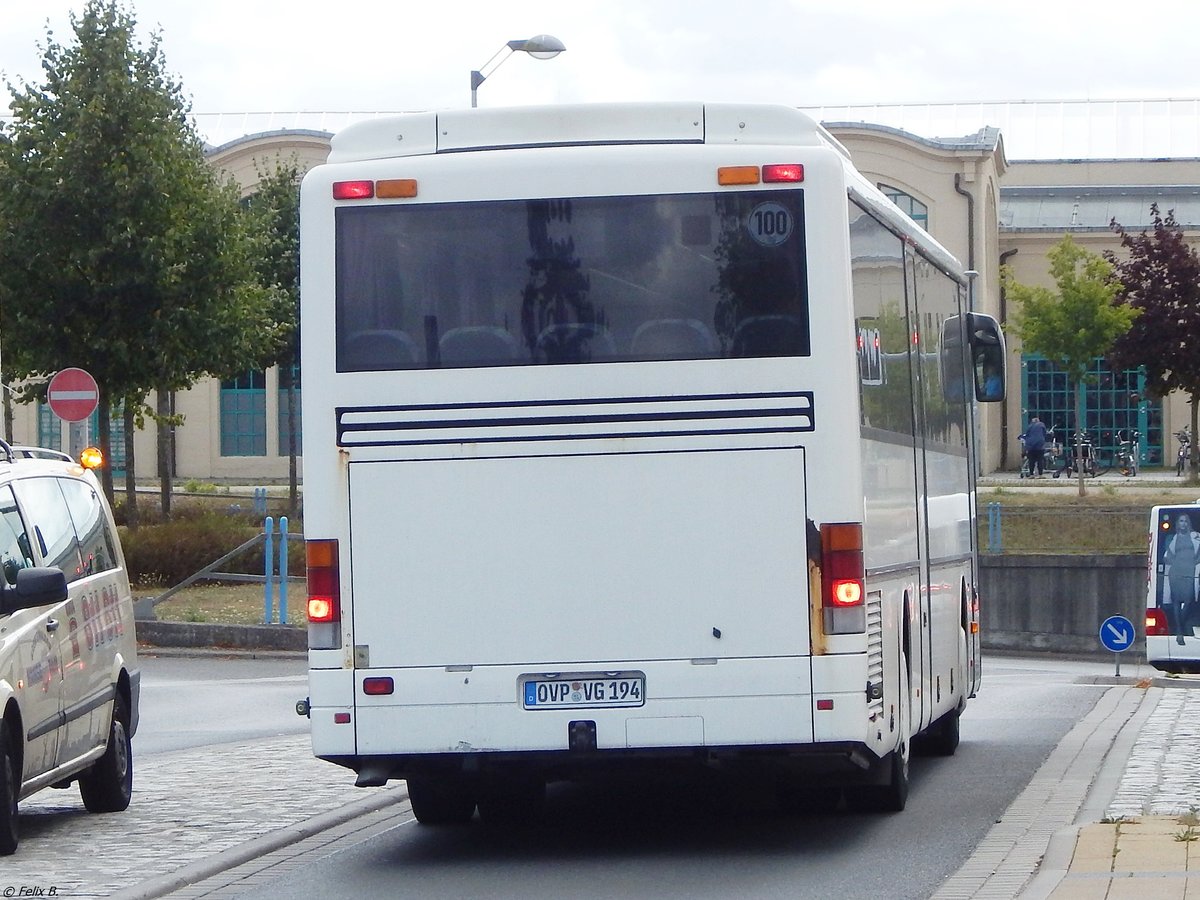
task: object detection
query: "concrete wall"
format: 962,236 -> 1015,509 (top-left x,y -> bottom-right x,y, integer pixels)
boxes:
980,554 -> 1146,657
133,555 -> 1149,657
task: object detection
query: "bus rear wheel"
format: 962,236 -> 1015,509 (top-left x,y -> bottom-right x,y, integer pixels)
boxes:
916,706 -> 961,757
847,653 -> 910,812
846,742 -> 909,813
407,775 -> 477,825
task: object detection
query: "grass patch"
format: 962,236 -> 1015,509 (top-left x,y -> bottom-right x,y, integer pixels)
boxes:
978,482 -> 1200,554
138,581 -> 307,627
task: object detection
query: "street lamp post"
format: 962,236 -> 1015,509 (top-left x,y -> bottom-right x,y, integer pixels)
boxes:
470,34 -> 566,108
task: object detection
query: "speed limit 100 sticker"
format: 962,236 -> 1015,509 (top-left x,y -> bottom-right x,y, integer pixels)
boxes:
746,201 -> 793,247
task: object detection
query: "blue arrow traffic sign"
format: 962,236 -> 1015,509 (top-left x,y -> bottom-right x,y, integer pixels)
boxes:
1099,615 -> 1135,653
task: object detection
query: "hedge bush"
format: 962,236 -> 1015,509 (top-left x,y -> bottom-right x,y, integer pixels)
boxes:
119,509 -> 305,586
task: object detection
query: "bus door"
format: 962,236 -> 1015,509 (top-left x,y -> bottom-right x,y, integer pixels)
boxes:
911,257 -> 976,729
903,250 -> 933,730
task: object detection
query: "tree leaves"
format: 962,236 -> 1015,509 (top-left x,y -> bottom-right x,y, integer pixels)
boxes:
0,0 -> 273,499
1107,204 -> 1200,479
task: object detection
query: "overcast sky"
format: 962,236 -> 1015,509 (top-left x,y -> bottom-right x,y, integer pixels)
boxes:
4,0 -> 1200,156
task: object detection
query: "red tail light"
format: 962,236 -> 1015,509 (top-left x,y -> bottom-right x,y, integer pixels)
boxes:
306,539 -> 341,623
821,523 -> 864,608
332,180 -> 374,200
306,540 -> 342,650
762,163 -> 804,183
362,677 -> 394,696
1146,607 -> 1169,637
820,523 -> 866,635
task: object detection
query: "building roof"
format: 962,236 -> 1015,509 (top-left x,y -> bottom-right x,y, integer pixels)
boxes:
823,120 -> 1003,155
1000,184 -> 1200,231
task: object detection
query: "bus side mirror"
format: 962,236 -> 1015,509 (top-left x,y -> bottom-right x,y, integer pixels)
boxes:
967,313 -> 1006,403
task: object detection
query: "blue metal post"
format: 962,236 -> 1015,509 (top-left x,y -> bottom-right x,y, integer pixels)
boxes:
279,516 -> 288,625
264,516 -> 275,624
987,502 -> 1002,554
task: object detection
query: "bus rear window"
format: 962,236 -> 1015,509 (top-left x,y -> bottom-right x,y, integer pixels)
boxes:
334,191 -> 809,371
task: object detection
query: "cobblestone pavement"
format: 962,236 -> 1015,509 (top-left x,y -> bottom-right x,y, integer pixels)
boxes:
0,733 -> 405,900
1103,687 -> 1200,819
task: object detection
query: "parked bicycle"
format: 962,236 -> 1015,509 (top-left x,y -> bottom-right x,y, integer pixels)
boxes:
1054,430 -> 1097,478
1178,427 -> 1192,476
1113,428 -> 1140,477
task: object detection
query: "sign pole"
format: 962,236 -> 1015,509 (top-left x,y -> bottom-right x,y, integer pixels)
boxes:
1099,614 -> 1134,678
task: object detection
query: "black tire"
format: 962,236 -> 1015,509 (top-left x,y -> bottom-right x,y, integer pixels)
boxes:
407,775 -> 477,825
1179,455 -> 1186,477
915,706 -> 961,757
846,659 -> 910,813
0,725 -> 18,856
845,744 -> 909,813
476,776 -> 546,826
79,693 -> 133,814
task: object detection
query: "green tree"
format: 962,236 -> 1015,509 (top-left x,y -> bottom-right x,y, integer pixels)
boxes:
0,0 -> 273,522
1106,204 -> 1200,482
242,158 -> 303,516
1003,234 -> 1136,495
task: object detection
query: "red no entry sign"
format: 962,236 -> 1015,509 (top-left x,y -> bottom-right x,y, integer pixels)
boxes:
47,367 -> 99,422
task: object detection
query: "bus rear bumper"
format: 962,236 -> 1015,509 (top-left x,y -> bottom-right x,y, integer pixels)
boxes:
322,740 -> 882,788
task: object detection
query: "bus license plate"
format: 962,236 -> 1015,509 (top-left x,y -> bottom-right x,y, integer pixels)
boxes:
522,675 -> 645,710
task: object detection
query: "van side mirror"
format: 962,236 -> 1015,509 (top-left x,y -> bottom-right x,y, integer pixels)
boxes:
0,566 -> 68,614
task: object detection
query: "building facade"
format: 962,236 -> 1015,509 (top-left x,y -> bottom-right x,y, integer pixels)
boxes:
12,112 -> 1198,480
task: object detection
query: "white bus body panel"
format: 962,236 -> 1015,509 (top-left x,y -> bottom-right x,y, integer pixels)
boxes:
349,448 -> 807,669
301,102 -> 972,779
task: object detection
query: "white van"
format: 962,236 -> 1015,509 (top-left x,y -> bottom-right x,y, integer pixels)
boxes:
0,444 -> 139,855
1146,502 -> 1200,674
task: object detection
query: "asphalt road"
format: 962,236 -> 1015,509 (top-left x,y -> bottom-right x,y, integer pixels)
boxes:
218,655 -> 1118,900
134,651 -> 308,754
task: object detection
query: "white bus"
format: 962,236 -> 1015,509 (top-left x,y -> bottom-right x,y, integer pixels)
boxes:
298,102 -> 1006,823
1146,503 -> 1200,673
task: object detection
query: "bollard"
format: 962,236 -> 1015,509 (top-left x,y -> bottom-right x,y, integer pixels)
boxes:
279,516 -> 289,625
264,516 -> 275,624
987,502 -> 1002,554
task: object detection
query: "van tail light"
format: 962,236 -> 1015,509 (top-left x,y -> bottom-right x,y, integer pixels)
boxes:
306,539 -> 342,649
821,522 -> 866,634
1146,607 -> 1169,637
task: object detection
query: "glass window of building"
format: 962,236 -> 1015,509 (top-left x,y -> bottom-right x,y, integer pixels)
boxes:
879,185 -> 929,230
220,371 -> 267,456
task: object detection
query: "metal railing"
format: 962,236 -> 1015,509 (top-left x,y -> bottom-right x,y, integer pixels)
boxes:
143,517 -> 303,624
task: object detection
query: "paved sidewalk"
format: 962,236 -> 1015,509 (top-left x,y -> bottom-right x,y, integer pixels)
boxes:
1029,684 -> 1200,899
932,676 -> 1200,899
